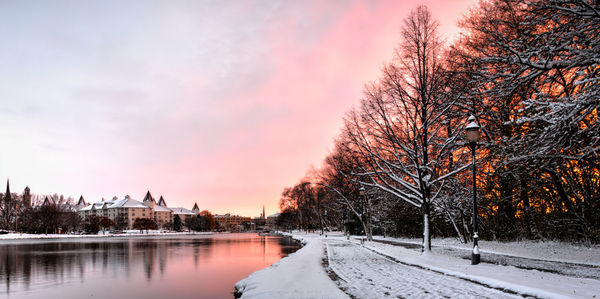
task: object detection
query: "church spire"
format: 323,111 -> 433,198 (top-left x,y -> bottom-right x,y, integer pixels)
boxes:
4,179 -> 11,202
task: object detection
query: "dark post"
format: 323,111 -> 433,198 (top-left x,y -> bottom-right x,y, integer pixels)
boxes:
471,143 -> 480,265
465,115 -> 481,265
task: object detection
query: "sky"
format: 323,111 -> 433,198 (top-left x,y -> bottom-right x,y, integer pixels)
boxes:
0,0 -> 476,217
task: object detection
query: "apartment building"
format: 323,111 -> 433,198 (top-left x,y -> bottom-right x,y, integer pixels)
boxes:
78,191 -> 174,229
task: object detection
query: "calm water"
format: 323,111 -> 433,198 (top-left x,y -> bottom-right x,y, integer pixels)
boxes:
0,233 -> 300,299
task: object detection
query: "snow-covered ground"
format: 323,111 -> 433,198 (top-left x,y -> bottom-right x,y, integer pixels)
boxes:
373,236 -> 600,266
234,237 -> 347,299
235,232 -> 600,299
372,237 -> 600,280
363,240 -> 599,298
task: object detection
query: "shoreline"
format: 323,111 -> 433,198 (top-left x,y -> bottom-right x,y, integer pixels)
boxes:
0,231 -> 231,244
234,232 -> 600,299
234,232 -> 348,299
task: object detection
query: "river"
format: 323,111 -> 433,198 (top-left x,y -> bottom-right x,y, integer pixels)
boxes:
0,233 -> 300,299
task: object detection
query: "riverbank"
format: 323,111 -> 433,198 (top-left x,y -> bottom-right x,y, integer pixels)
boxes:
234,235 -> 348,299
235,232 -> 600,298
0,230 -> 216,242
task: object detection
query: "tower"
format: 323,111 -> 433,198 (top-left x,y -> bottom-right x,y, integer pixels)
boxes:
77,195 -> 86,206
143,190 -> 155,209
3,179 -> 11,204
158,196 -> 167,207
23,186 -> 31,208
192,202 -> 199,214
262,205 -> 265,219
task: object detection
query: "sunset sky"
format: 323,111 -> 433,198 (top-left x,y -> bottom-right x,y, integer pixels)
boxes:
0,0 -> 476,217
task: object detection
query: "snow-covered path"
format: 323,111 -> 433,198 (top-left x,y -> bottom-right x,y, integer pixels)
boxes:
325,239 -> 519,299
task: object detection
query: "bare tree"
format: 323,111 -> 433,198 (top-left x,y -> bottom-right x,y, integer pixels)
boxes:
343,6 -> 467,251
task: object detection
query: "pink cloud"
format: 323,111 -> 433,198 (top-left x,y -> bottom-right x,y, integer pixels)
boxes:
1,0 -> 476,218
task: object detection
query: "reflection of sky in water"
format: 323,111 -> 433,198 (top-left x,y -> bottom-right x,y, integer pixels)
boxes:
0,234 -> 299,299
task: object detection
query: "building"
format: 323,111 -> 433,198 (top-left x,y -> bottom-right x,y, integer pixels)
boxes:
73,195 -> 87,210
169,202 -> 199,225
252,205 -> 267,228
142,192 -> 173,229
214,213 -> 252,231
77,191 -> 174,230
266,213 -> 280,229
23,186 -> 31,208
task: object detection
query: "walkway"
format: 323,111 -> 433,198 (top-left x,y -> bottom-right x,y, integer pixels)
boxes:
325,239 -> 521,299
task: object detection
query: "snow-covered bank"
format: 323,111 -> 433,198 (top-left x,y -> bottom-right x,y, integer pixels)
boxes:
234,235 -> 348,299
373,236 -> 600,266
0,231 -> 215,242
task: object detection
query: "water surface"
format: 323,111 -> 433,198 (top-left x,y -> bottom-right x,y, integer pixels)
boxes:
0,233 -> 299,299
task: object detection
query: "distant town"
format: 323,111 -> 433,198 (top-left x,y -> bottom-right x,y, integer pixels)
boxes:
0,179 -> 279,235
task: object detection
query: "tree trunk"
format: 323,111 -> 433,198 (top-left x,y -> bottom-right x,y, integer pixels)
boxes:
461,210 -> 471,241
365,206 -> 372,241
446,210 -> 466,243
520,179 -> 540,240
297,208 -> 303,231
548,170 -> 574,212
318,210 -> 324,235
422,201 -> 431,252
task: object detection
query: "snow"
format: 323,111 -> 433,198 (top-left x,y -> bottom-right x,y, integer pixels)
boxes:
328,239 -> 520,298
4,230 -> 598,298
364,241 -> 599,298
170,207 -> 195,215
234,236 -> 348,299
0,230 -> 213,241
78,196 -> 148,211
235,232 -> 599,299
372,236 -> 600,266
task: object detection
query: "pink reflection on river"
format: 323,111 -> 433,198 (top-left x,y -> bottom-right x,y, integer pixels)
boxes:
0,233 -> 299,299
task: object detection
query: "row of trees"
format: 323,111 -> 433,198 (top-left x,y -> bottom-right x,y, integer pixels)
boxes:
0,192 -> 83,234
184,210 -> 217,232
279,0 -> 600,249
0,191 -> 194,234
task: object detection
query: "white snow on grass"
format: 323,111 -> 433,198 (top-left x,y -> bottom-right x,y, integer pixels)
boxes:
234,236 -> 348,299
374,236 -> 600,266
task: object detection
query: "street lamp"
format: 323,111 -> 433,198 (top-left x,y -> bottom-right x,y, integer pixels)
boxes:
466,115 -> 481,265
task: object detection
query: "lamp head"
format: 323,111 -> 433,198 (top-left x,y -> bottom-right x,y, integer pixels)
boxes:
465,115 -> 480,143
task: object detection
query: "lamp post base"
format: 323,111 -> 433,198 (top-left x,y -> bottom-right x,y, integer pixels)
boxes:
472,253 -> 480,265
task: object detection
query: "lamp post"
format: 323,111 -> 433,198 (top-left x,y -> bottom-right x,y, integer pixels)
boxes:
344,205 -> 350,240
466,115 -> 481,265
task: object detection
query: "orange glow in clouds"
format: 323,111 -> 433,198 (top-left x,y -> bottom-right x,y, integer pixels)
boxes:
0,0 -> 476,217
